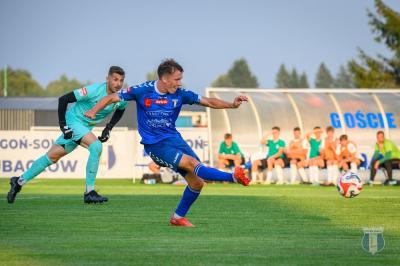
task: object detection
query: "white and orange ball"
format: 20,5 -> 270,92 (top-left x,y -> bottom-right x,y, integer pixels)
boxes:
337,172 -> 363,198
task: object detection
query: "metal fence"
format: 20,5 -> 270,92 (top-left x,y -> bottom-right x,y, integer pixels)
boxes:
0,109 -> 35,130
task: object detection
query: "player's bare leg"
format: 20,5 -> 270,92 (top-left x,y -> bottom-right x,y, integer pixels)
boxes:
297,159 -> 308,184
251,159 -> 262,184
218,158 -> 229,170
275,158 -> 285,185
266,157 -> 275,184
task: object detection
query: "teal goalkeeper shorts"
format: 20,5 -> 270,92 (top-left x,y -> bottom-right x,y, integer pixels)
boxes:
55,120 -> 93,153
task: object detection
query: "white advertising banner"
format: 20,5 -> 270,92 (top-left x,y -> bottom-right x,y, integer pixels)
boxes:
0,127 -> 209,179
0,128 -> 136,178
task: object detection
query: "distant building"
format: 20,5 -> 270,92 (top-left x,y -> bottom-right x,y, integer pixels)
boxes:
0,97 -> 207,130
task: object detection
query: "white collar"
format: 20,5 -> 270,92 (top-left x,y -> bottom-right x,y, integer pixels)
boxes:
154,80 -> 167,95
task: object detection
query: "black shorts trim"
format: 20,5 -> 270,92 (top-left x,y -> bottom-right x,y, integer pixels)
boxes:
226,157 -> 245,167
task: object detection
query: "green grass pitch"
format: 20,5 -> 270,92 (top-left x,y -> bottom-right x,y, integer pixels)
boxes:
0,178 -> 399,265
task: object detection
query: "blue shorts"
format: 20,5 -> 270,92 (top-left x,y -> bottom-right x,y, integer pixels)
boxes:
144,136 -> 200,177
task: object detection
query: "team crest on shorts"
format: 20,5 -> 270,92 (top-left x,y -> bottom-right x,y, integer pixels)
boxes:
361,227 -> 385,255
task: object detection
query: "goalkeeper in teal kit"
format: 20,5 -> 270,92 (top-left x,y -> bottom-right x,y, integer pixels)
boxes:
7,66 -> 127,204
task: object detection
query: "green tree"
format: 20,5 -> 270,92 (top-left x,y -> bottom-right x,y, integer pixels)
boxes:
275,64 -> 291,88
334,65 -> 354,88
45,75 -> 84,96
146,70 -> 158,81
0,67 -> 45,96
315,63 -> 334,88
348,0 -> 400,88
290,69 -> 299,88
212,58 -> 259,88
298,72 -> 309,88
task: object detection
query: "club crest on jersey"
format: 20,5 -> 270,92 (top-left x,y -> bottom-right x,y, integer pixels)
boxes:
155,98 -> 168,105
78,87 -> 88,96
144,98 -> 152,108
172,99 -> 178,108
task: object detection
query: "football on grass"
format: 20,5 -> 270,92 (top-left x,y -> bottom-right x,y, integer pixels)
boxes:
337,171 -> 363,198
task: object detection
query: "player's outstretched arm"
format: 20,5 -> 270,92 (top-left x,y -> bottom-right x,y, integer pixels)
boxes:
84,93 -> 120,119
199,95 -> 248,109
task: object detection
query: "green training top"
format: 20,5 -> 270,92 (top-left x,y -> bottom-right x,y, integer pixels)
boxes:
372,139 -> 400,164
309,138 -> 322,158
266,139 -> 285,159
219,141 -> 244,157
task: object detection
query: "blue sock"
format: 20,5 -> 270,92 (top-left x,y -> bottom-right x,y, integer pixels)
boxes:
86,140 -> 102,192
194,164 -> 234,182
175,186 -> 201,217
21,154 -> 53,183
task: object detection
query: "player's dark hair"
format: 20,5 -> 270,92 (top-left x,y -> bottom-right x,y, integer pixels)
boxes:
224,133 -> 232,139
157,59 -> 184,79
326,126 -> 334,132
108,66 -> 125,76
314,126 -> 321,130
377,130 -> 385,136
339,134 -> 348,141
272,126 -> 280,131
293,127 -> 301,132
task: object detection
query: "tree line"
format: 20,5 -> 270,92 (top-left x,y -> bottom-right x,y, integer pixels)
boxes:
0,0 -> 398,96
211,0 -> 399,89
0,68 -> 87,97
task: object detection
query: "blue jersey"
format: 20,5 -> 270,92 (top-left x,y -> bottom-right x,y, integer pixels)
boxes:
118,80 -> 201,144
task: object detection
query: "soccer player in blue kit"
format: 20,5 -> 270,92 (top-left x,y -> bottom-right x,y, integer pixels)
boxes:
85,59 -> 250,227
7,66 -> 127,204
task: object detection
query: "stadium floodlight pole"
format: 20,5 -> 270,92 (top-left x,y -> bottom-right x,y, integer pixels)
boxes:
3,64 -> 7,97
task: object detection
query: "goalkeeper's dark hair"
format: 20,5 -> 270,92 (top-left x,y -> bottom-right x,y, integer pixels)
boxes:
157,59 -> 184,79
108,66 -> 125,76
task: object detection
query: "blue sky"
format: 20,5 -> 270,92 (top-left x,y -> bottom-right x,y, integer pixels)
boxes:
1,0 -> 399,94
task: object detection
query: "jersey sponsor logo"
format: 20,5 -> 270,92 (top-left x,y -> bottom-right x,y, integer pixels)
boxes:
145,110 -> 173,117
144,98 -> 152,108
78,87 -> 88,96
155,98 -> 168,105
145,118 -> 173,128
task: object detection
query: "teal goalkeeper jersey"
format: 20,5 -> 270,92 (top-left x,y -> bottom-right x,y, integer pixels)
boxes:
66,82 -> 127,127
